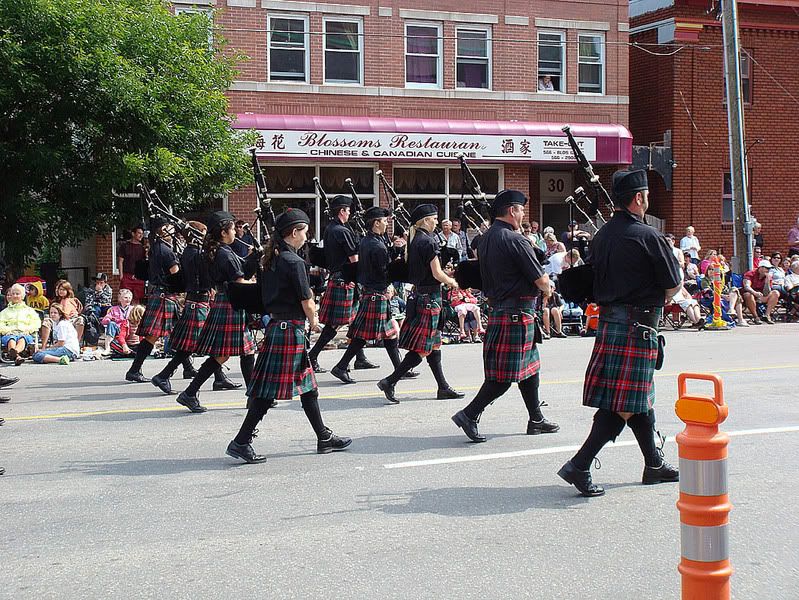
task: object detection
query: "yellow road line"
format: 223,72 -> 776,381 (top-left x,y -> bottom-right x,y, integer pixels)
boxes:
6,363 -> 799,423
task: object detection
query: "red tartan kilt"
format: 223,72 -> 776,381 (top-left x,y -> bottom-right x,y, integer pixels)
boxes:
247,320 -> 317,402
318,279 -> 356,327
169,301 -> 209,353
399,292 -> 442,356
483,309 -> 540,382
137,292 -> 180,338
194,293 -> 255,357
348,291 -> 393,341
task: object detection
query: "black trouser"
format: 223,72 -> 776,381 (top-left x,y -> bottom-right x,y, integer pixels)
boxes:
234,389 -> 326,444
463,373 -> 543,421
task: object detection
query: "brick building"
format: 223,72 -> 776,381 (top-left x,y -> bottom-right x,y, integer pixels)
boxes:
629,0 -> 799,261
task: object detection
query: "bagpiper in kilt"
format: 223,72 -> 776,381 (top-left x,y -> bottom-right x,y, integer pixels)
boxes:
558,169 -> 683,498
307,195 -> 378,373
176,211 -> 258,414
451,190 -> 559,443
125,217 -> 182,384
227,208 -> 351,464
329,209 -> 412,385
376,204 -> 464,404
168,297 -> 209,354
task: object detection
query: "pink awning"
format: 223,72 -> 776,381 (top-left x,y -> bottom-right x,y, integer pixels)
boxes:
233,114 -> 632,165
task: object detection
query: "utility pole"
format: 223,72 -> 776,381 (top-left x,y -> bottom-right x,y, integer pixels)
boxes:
721,0 -> 752,273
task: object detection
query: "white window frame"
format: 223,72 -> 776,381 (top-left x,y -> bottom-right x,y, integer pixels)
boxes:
455,25 -> 492,90
577,32 -> 605,95
404,21 -> 443,89
536,30 -> 566,93
268,13 -> 310,84
322,16 -> 364,86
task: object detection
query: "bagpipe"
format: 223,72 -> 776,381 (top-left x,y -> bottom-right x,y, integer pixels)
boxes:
376,169 -> 412,282
452,155 -> 491,290
307,176 -> 359,283
249,147 -> 273,250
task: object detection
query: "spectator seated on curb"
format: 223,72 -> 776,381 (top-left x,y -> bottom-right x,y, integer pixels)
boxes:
110,304 -> 144,357
671,286 -> 705,329
768,252 -> 789,302
41,280 -> 85,346
540,282 -> 567,339
33,304 -> 80,365
0,284 -> 42,365
783,260 -> 799,319
101,289 -> 134,355
684,252 -> 700,292
448,287 -> 484,342
742,260 -> 780,325
24,281 -> 49,315
698,249 -> 718,278
701,262 -> 747,326
83,273 -> 113,319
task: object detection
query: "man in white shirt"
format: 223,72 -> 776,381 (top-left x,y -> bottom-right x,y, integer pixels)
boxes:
680,226 -> 701,264
438,219 -> 463,263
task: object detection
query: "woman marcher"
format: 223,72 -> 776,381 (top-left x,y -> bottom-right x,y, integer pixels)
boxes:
176,212 -> 256,413
376,204 -> 465,404
226,209 -> 351,464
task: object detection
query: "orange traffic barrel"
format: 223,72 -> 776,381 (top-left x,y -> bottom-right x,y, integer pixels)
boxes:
674,373 -> 733,600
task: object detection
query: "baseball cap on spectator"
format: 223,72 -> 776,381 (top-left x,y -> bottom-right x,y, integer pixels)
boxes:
92,272 -> 108,281
758,260 -> 772,269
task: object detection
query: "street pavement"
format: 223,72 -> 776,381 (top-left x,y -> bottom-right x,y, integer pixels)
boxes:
1,324 -> 798,599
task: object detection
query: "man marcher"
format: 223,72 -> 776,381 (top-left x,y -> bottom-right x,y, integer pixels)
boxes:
558,170 -> 682,497
451,190 -> 560,442
117,225 -> 147,304
307,195 -> 378,373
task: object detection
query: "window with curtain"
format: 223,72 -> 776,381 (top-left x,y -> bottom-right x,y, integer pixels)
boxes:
269,15 -> 309,82
405,23 -> 442,87
578,33 -> 604,94
324,18 -> 362,84
537,31 -> 565,92
456,27 -> 490,89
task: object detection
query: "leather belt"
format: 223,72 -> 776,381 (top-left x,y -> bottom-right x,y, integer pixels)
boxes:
599,304 -> 660,328
186,292 -> 210,302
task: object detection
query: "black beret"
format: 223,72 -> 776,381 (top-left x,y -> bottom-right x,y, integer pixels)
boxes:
364,206 -> 390,222
491,189 -> 527,212
612,169 -> 648,203
410,204 -> 438,223
206,210 -> 236,231
330,195 -> 352,210
275,208 -> 310,233
149,216 -> 169,231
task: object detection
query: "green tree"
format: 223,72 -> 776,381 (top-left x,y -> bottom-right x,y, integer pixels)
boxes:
0,0 -> 253,270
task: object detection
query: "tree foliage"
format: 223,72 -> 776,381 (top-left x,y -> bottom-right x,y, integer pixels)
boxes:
0,0 -> 253,269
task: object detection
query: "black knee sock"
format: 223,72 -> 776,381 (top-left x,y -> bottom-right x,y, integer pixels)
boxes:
426,350 -> 449,389
300,389 -> 327,438
183,357 -> 219,396
464,381 -> 512,420
383,337 -> 402,368
627,410 -> 661,467
355,346 -> 368,362
234,405 -> 269,444
181,355 -> 195,372
129,339 -> 154,374
156,350 -> 189,379
213,364 -> 226,383
308,325 -> 338,361
240,354 -> 255,388
386,352 -> 423,385
518,374 -> 543,421
571,409 -> 627,471
335,338 -> 366,370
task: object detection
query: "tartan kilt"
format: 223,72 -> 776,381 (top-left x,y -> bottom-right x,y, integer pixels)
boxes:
318,278 -> 356,328
483,309 -> 540,383
247,320 -> 317,401
583,316 -> 659,414
348,291 -> 393,341
399,292 -> 442,356
194,292 -> 255,357
169,300 -> 209,354
137,292 -> 180,338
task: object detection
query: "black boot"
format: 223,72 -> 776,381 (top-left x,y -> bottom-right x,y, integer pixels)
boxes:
643,461 -> 680,484
526,419 -> 560,435
377,378 -> 398,404
557,460 -> 605,497
151,374 -> 174,395
451,409 -> 486,443
213,367 -> 242,391
176,392 -> 208,413
331,365 -> 356,384
317,428 -> 353,454
126,339 -> 154,382
226,428 -> 267,464
182,355 -> 198,379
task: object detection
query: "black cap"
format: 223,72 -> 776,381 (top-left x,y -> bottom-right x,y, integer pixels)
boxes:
491,189 -> 527,212
364,206 -> 390,223
92,272 -> 108,281
206,210 -> 236,231
275,208 -> 310,234
410,204 -> 438,223
330,195 -> 352,211
612,169 -> 648,204
149,216 -> 169,231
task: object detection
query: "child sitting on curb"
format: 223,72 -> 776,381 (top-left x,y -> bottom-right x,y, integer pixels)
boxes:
101,289 -> 134,355
33,304 -> 80,364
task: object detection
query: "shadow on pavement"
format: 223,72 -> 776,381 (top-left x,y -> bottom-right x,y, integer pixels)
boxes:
348,434 -> 521,455
59,457 -> 232,476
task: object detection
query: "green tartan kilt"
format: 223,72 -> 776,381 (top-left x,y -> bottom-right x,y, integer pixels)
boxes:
582,317 -> 659,414
398,291 -> 442,356
483,309 -> 540,383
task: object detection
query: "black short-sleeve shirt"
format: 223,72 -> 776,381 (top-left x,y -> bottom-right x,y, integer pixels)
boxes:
262,240 -> 313,319
148,239 -> 179,288
407,229 -> 440,288
323,220 -> 358,273
589,210 -> 682,307
181,245 -> 213,294
358,233 -> 390,290
210,244 -> 245,287
479,220 -> 545,302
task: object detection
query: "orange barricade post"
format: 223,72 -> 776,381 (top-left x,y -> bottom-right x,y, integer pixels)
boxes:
674,373 -> 732,600
705,256 -> 729,331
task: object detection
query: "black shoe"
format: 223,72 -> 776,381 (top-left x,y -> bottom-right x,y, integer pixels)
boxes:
642,460 -> 680,485
125,370 -> 148,383
213,376 -> 242,391
317,428 -> 353,454
354,359 -> 380,370
557,460 -> 605,497
527,418 -> 560,435
331,365 -> 356,384
151,374 -> 173,395
0,375 -> 19,389
0,417 -> 4,426
226,440 -> 266,464
310,358 -> 327,373
451,410 -> 486,442
182,368 -> 199,380
401,369 -> 419,379
176,391 -> 208,413
0,397 -> 10,403
437,387 -> 465,400
377,378 -> 398,404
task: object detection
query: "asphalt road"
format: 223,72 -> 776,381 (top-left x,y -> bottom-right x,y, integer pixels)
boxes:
2,324 -> 797,599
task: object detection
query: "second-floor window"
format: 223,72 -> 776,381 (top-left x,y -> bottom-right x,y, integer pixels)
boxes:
406,22 -> 442,88
456,27 -> 490,89
578,33 -> 604,94
324,18 -> 363,85
724,51 -> 752,104
268,15 -> 309,83
537,31 -> 564,92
